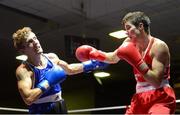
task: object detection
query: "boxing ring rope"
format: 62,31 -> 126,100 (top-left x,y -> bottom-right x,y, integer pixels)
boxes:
68,105 -> 128,113
0,99 -> 180,113
0,107 -> 28,112
0,105 -> 127,113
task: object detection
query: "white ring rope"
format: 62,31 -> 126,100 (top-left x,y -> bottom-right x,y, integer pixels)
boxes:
68,105 -> 128,113
0,99 -> 179,113
0,107 -> 28,112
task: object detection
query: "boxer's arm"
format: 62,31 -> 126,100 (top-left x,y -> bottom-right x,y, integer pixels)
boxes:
88,49 -> 120,64
90,38 -> 131,64
144,41 -> 169,87
57,59 -> 109,74
75,45 -> 121,64
48,53 -> 84,75
16,65 -> 42,105
58,59 -> 84,75
48,53 -> 108,75
102,51 -> 120,64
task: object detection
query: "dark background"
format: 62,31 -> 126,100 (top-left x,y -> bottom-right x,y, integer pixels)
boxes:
0,0 -> 180,114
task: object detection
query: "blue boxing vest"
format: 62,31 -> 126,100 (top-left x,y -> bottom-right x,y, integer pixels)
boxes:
25,55 -> 65,99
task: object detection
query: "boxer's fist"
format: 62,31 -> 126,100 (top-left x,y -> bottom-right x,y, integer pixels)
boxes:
75,45 -> 106,62
83,60 -> 109,73
117,42 -> 149,74
37,66 -> 67,92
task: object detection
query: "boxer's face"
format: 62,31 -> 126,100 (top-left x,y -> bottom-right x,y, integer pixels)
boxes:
21,32 -> 43,55
124,21 -> 141,42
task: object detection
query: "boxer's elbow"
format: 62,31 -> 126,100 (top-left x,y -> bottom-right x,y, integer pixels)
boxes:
23,97 -> 34,105
144,70 -> 164,88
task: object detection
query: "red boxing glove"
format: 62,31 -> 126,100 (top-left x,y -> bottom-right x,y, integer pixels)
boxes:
75,45 -> 106,62
117,42 -> 149,75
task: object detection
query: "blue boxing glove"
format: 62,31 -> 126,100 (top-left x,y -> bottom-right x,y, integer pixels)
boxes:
37,66 -> 67,92
83,60 -> 109,73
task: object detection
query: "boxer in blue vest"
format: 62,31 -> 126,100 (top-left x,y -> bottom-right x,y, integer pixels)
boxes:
12,27 -> 108,114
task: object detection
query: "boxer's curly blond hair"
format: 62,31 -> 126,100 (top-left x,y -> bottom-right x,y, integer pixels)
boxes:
12,27 -> 32,50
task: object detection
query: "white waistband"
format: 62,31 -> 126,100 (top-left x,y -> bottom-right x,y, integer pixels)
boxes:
136,79 -> 170,93
33,91 -> 62,104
